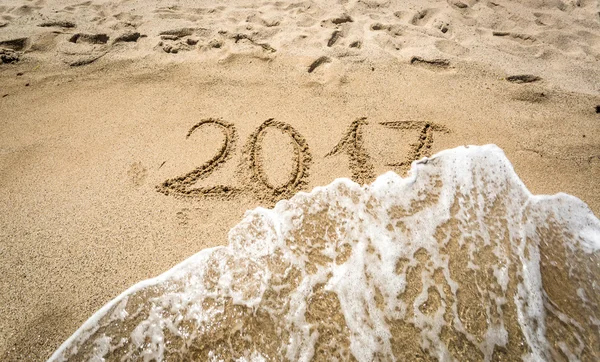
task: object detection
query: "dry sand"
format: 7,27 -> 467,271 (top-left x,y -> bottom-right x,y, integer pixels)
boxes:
0,0 -> 599,360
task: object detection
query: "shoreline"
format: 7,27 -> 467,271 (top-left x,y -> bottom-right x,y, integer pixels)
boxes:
1,56 -> 599,360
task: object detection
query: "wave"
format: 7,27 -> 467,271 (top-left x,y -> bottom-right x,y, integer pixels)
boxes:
48,145 -> 600,361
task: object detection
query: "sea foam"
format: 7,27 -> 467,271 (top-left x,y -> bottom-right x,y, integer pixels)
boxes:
48,145 -> 600,361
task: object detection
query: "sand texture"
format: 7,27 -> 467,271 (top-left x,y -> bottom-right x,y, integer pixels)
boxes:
1,0 -> 600,361
47,146 -> 600,362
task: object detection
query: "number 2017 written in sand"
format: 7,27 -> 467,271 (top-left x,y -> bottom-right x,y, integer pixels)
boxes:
157,118 -> 450,203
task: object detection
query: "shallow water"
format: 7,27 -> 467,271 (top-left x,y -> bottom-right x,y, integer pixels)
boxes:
49,145 -> 600,362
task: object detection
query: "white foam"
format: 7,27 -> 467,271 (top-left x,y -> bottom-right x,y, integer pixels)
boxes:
48,145 -> 600,362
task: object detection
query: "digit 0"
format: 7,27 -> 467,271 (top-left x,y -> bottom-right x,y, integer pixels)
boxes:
243,118 -> 312,203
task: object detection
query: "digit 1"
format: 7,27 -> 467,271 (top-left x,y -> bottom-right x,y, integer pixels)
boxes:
326,117 -> 374,185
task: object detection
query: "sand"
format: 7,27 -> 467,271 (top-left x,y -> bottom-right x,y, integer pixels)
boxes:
0,0 -> 599,360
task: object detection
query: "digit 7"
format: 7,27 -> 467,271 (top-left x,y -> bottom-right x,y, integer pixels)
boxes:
380,121 -> 450,170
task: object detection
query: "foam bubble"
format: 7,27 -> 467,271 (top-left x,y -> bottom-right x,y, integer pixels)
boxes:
48,145 -> 600,362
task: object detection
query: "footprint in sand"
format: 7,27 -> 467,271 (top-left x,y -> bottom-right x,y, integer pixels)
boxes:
127,161 -> 147,187
158,28 -> 201,54
407,8 -> 454,36
57,32 -> 112,66
176,208 -> 190,226
0,37 -> 28,63
0,37 -> 29,51
307,56 -> 330,73
370,23 -> 404,52
410,8 -> 438,27
38,20 -> 76,28
410,56 -> 451,70
69,33 -> 109,44
113,32 -> 141,43
506,74 -> 542,84
492,31 -> 536,45
0,49 -> 19,63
